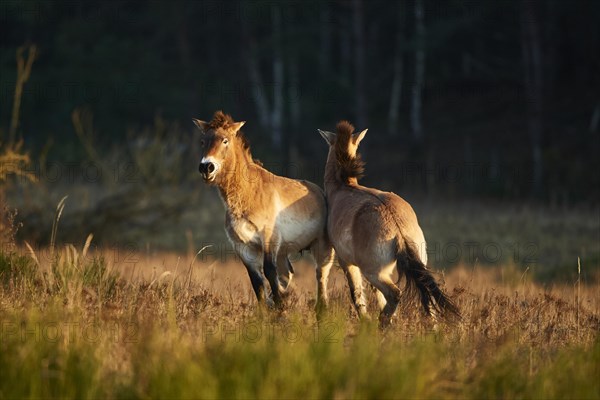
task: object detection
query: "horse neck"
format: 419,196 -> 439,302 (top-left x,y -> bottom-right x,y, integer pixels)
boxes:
217,149 -> 260,218
324,149 -> 358,197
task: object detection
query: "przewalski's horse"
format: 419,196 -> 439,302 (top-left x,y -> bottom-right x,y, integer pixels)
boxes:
318,121 -> 460,326
194,111 -> 335,310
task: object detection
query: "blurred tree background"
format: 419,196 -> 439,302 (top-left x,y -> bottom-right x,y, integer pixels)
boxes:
1,0 -> 599,203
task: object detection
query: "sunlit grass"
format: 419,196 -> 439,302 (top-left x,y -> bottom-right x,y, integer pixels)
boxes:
0,243 -> 598,399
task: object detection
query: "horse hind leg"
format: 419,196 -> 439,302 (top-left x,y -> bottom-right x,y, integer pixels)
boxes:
363,262 -> 402,328
374,287 -> 387,311
309,238 -> 335,314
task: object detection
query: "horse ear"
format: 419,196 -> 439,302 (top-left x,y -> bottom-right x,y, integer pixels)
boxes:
230,121 -> 245,133
318,129 -> 336,145
192,118 -> 209,133
352,129 -> 368,146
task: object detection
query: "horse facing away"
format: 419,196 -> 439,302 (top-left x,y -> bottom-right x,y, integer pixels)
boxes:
194,111 -> 335,310
318,121 -> 460,327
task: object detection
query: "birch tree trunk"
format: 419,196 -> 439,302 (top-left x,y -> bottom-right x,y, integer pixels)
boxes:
244,25 -> 270,129
353,0 -> 367,128
289,57 -> 300,127
410,0 -> 425,144
319,3 -> 332,76
243,3 -> 285,154
281,56 -> 299,175
340,14 -> 352,86
284,8 -> 300,173
520,0 -> 544,197
174,2 -> 197,117
388,3 -> 404,136
271,3 -> 284,151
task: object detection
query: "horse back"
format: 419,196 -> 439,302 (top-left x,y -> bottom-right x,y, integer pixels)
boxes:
328,184 -> 427,264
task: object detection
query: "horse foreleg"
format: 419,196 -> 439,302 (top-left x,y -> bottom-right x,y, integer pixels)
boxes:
263,254 -> 283,306
237,244 -> 268,305
245,263 -> 268,304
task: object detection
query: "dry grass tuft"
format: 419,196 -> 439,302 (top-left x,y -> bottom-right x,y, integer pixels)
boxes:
1,245 -> 598,398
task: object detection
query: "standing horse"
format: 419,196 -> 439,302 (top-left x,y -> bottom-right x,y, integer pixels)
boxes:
194,111 -> 335,310
318,121 -> 459,326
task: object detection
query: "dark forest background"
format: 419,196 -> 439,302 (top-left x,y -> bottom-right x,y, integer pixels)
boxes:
1,0 -> 599,204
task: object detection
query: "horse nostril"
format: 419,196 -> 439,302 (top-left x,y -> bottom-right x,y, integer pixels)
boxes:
199,161 -> 216,177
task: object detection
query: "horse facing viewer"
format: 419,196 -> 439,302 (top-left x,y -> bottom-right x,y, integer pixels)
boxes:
319,121 -> 460,327
194,111 -> 335,310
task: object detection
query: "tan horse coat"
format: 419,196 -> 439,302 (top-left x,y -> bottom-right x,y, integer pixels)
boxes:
195,111 -> 334,309
319,121 -> 459,325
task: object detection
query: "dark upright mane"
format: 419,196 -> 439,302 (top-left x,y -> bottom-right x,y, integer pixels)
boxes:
334,120 -> 365,182
208,110 -> 261,165
206,110 -> 234,130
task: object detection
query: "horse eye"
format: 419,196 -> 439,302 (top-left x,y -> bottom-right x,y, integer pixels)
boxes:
223,138 -> 229,145
200,139 -> 205,146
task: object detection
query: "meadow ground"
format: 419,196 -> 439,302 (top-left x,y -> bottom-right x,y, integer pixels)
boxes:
0,243 -> 598,399
1,36 -> 598,398
3,168 -> 600,398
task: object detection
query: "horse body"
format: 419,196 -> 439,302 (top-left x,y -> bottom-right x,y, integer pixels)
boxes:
319,121 -> 459,326
195,111 -> 334,309
223,171 -> 327,286
328,185 -> 428,269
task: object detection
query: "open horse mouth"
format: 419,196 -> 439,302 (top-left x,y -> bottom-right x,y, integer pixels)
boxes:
203,174 -> 216,183
199,169 -> 217,183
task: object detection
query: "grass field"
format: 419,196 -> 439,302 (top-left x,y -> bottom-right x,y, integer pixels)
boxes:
3,174 -> 600,399
1,241 -> 598,399
1,35 -> 598,399
3,157 -> 600,399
